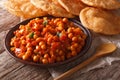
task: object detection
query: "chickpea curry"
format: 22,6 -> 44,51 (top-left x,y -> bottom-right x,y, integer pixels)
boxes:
10,17 -> 87,64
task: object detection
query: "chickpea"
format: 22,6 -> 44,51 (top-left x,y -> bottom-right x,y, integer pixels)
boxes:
10,47 -> 15,52
33,24 -> 40,31
73,43 -> 79,48
39,56 -> 43,63
58,50 -> 64,56
44,54 -> 49,59
71,51 -> 77,56
77,46 -> 82,52
61,55 -> 65,61
17,52 -> 25,58
55,49 -> 59,53
74,28 -> 81,34
70,45 -> 76,51
19,25 -> 24,29
10,41 -> 14,46
36,37 -> 42,43
78,36 -> 82,41
33,34 -> 38,39
19,29 -> 24,34
14,42 -> 20,48
72,37 -> 78,42
26,42 -> 32,47
20,36 -> 26,40
31,41 -> 37,46
34,31 -> 41,36
33,55 -> 40,62
35,45 -> 41,50
25,50 -> 32,57
22,54 -> 29,60
48,58 -> 55,63
42,58 -> 48,64
67,46 -> 71,50
42,28 -> 48,34
27,47 -> 33,52
50,50 -> 54,55
57,23 -> 64,31
66,53 -> 72,59
51,54 -> 56,60
82,35 -> 87,39
62,18 -> 68,23
47,37 -> 52,45
41,44 -> 46,50
68,33 -> 73,39
56,56 -> 61,62
67,28 -> 73,33
21,46 -> 27,52
54,18 -> 60,24
39,41 -> 45,46
21,40 -> 26,45
34,49 -> 39,53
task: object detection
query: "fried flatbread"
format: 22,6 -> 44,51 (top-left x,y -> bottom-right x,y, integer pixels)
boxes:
58,0 -> 86,15
4,0 -> 47,19
30,0 -> 74,18
80,7 -> 120,35
81,0 -> 120,10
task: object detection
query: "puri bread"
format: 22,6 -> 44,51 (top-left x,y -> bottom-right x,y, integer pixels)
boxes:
80,7 -> 120,35
30,0 -> 74,18
4,0 -> 47,19
81,0 -> 120,10
58,0 -> 86,15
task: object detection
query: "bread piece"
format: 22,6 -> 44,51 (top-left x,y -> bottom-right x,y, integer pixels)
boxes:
4,0 -> 47,19
58,0 -> 86,15
81,0 -> 120,10
80,7 -> 120,35
30,0 -> 74,18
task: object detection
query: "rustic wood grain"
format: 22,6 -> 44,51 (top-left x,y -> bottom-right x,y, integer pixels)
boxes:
0,8 -> 20,53
63,61 -> 120,80
0,1 -> 120,80
0,51 -> 52,80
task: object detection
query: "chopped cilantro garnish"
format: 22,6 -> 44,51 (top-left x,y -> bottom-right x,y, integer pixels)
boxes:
43,20 -> 48,26
56,32 -> 61,37
29,32 -> 34,38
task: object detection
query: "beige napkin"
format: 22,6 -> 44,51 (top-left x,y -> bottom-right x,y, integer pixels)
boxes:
48,32 -> 120,79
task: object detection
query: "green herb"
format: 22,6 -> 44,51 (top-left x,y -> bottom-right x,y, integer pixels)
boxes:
56,32 -> 61,37
29,32 -> 34,38
43,20 -> 48,26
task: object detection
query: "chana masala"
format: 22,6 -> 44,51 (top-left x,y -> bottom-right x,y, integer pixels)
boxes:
10,17 -> 87,64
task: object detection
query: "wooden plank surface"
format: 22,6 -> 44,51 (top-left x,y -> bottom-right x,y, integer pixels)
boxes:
0,2 -> 120,80
65,61 -> 120,80
0,51 -> 52,80
1,51 -> 120,80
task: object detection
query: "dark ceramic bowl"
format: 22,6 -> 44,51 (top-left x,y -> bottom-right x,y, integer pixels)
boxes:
4,16 -> 92,67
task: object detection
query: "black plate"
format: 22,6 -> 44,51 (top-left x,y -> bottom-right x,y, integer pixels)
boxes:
4,16 -> 92,67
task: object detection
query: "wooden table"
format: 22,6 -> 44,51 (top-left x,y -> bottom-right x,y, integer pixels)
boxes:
1,4 -> 120,80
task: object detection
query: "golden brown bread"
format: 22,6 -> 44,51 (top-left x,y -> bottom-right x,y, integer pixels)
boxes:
58,0 -> 87,15
4,0 -> 47,19
80,7 -> 120,35
81,0 -> 120,10
30,0 -> 75,18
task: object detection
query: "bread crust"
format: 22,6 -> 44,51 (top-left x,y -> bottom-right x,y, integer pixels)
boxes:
80,7 -> 120,35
